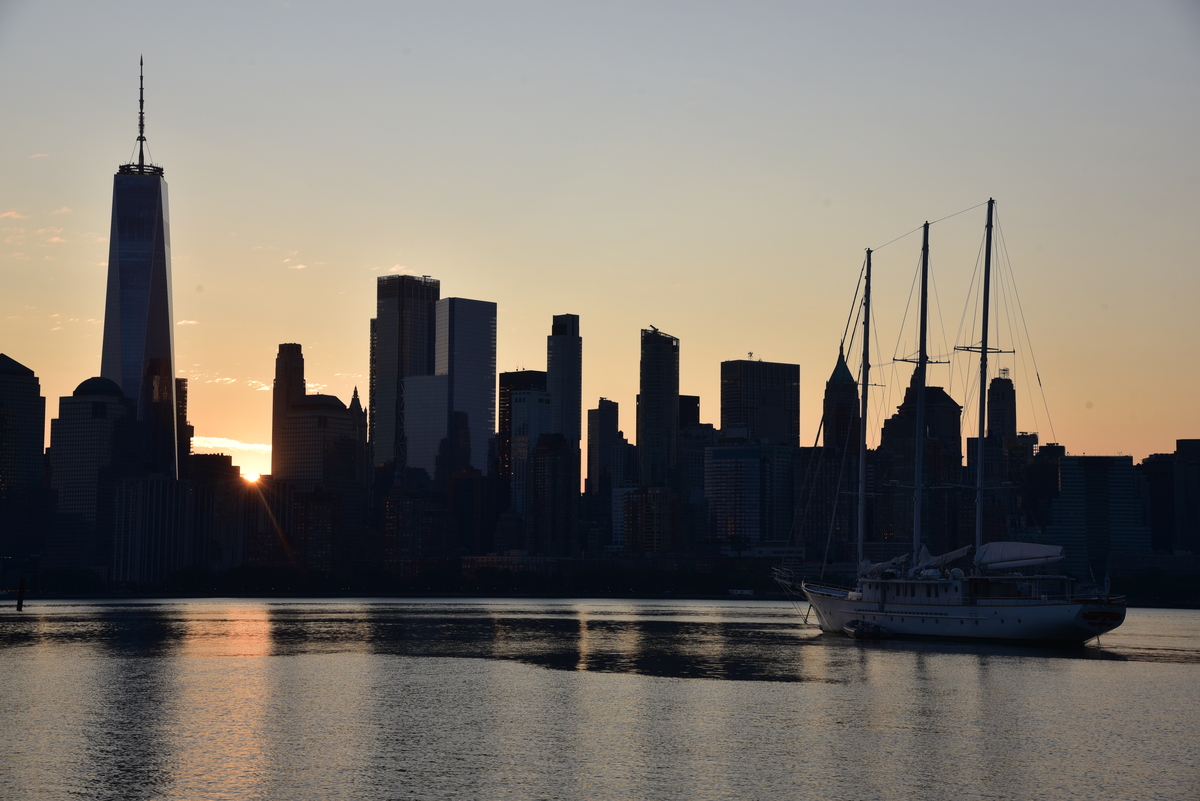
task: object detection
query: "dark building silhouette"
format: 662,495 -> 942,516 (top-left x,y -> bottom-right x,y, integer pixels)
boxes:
0,354 -> 48,579
272,343 -> 366,492
499,370 -> 546,481
175,377 -> 193,479
508,388 -> 552,517
1047,455 -> 1151,580
987,369 -> 1017,441
187,453 -> 245,573
677,396 -> 716,553
637,328 -> 679,487
44,378 -> 140,582
876,369 -> 964,555
110,472 -> 192,586
370,274 -> 440,469
547,314 -> 582,445
496,371 -> 549,515
630,328 -> 680,552
100,64 -> 178,478
526,433 -> 578,556
623,485 -> 677,554
1174,440 -> 1200,555
545,314 -> 581,546
269,343 -> 368,575
965,371 -> 1032,545
1138,452 -> 1176,554
272,344 -> 305,476
705,442 -> 796,555
586,398 -> 619,498
822,350 -> 858,453
435,297 -> 497,477
720,359 -> 800,446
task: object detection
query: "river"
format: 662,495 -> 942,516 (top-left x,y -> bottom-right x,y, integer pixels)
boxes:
1,599 -> 1197,800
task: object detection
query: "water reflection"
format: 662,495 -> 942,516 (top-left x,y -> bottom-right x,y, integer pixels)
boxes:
1,601 -> 1198,801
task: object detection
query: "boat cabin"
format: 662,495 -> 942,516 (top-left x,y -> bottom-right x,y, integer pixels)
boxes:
854,574 -> 1075,606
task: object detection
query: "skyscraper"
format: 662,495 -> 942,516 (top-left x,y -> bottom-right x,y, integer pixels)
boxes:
498,370 -> 547,480
987,369 -> 1017,442
100,62 -> 178,477
0,354 -> 44,500
637,327 -> 679,487
370,274 -> 440,468
547,314 -> 581,444
822,351 -> 858,452
0,354 -> 47,568
45,378 -> 139,577
271,343 -> 366,491
272,343 -> 305,477
586,397 -> 619,497
435,297 -> 497,476
720,359 -> 800,446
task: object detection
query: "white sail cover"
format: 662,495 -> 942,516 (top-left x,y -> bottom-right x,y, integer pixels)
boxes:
859,553 -> 909,577
914,544 -> 974,572
974,542 -> 1064,570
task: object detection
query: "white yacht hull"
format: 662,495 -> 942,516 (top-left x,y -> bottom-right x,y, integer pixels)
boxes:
801,582 -> 1125,643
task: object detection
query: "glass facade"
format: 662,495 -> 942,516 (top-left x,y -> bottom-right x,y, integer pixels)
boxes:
436,298 -> 497,476
100,170 -> 177,477
370,275 -> 440,467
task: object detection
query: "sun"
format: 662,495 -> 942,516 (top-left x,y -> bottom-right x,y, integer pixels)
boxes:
242,472 -> 261,482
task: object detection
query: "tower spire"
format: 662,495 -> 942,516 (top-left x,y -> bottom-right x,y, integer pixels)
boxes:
138,56 -> 146,170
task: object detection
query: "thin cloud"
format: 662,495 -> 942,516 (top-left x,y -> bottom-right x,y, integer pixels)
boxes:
51,206 -> 70,214
30,153 -> 48,159
46,236 -> 66,243
176,320 -> 199,325
288,264 -> 307,270
1,211 -> 29,219
192,436 -> 272,454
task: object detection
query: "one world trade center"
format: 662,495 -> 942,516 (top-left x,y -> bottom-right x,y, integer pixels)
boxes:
100,60 -> 178,477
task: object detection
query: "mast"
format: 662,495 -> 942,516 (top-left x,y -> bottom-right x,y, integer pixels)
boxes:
975,199 -> 995,551
857,249 -> 871,566
137,56 -> 146,171
912,223 -> 930,565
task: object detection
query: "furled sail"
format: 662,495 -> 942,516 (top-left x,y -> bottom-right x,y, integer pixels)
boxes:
858,553 -> 910,577
974,542 -> 1064,570
913,544 -> 974,572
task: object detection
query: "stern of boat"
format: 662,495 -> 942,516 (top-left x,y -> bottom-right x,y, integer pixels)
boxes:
1073,596 -> 1127,640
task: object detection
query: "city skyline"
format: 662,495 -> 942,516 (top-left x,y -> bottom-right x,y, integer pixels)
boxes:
2,3 -> 1198,478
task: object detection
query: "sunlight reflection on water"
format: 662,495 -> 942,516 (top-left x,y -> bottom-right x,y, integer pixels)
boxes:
1,600 -> 1197,800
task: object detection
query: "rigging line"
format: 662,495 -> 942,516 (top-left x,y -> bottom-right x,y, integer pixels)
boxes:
840,258 -> 868,351
784,408 -> 832,569
952,236 -> 985,364
997,213 -> 1057,442
927,200 -> 989,228
870,315 -> 887,450
957,237 -> 986,408
868,200 -> 990,252
891,247 -> 923,364
999,249 -> 1042,437
928,256 -> 955,395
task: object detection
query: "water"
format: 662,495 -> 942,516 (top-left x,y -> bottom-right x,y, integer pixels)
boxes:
1,599 -> 1197,801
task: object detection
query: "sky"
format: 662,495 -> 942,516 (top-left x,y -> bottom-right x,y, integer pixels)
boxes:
2,1 -> 1198,478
